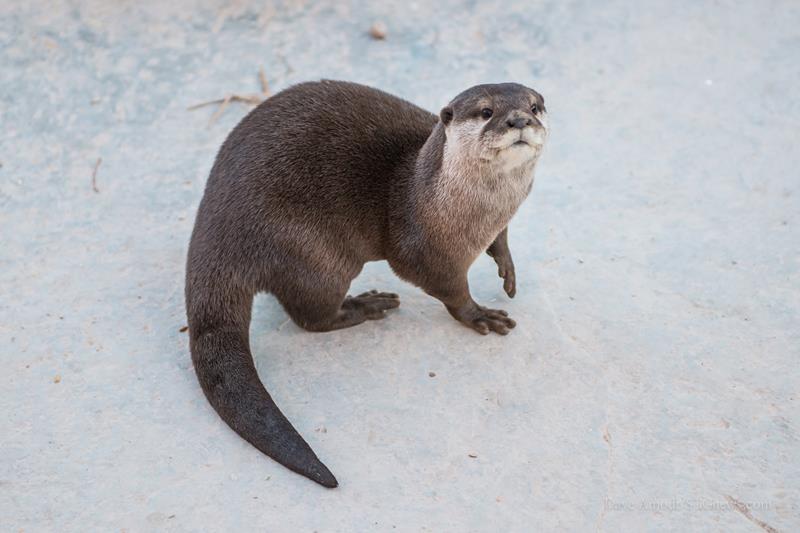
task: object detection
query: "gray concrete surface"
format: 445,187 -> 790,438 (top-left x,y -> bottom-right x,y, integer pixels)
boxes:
2,0 -> 799,531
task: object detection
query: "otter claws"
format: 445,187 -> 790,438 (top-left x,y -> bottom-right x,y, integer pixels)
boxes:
343,290 -> 400,320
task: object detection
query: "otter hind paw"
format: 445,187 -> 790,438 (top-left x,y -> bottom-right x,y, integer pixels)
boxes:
344,290 -> 400,320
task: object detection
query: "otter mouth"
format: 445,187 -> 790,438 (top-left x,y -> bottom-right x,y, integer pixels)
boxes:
509,127 -> 547,150
482,128 -> 546,160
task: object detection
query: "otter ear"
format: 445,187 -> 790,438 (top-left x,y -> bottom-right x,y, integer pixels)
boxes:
439,106 -> 454,126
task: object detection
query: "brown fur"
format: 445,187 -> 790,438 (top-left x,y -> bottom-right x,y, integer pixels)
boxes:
186,80 -> 547,487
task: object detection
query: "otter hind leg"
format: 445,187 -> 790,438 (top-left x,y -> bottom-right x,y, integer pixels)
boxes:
285,290 -> 400,332
344,290 -> 400,319
272,270 -> 400,332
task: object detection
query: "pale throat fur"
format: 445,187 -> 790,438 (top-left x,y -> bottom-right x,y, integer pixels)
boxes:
422,111 -> 548,262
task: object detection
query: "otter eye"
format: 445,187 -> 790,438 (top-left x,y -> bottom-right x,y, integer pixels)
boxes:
531,103 -> 539,114
481,108 -> 493,119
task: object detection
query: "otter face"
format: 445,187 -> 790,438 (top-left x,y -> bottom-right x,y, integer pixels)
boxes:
440,83 -> 548,171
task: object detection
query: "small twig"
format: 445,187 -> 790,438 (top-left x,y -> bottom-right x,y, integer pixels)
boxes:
188,68 -> 271,126
258,66 -> 270,96
208,94 -> 233,126
91,157 -> 102,193
187,93 -> 263,111
187,98 -> 227,110
724,495 -> 779,533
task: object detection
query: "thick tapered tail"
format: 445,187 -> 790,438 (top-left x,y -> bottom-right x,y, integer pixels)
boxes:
190,327 -> 338,488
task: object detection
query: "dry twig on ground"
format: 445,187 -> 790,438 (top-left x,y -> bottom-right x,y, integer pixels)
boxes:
188,67 -> 272,126
91,157 -> 102,193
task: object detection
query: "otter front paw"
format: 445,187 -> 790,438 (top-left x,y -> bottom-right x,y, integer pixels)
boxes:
487,248 -> 516,298
496,260 -> 516,298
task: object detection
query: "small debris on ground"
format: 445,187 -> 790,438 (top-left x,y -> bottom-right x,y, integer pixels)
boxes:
179,326 -> 189,333
53,375 -> 61,384
91,157 -> 102,193
258,66 -> 270,95
369,21 -> 387,40
428,371 -> 436,378
188,67 -> 272,126
468,453 -> 477,458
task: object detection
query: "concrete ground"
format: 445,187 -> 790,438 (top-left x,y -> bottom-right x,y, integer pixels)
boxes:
1,0 -> 798,531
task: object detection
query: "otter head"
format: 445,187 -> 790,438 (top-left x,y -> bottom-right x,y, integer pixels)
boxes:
439,83 -> 548,174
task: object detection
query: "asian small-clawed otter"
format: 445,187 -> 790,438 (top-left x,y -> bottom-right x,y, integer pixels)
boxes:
186,80 -> 548,488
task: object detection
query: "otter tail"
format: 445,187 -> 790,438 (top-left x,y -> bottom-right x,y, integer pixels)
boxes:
189,308 -> 338,488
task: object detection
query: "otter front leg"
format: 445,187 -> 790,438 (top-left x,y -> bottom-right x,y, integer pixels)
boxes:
426,275 -> 517,335
486,227 -> 516,298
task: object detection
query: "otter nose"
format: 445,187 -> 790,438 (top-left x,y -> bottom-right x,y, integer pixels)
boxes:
507,117 -> 532,129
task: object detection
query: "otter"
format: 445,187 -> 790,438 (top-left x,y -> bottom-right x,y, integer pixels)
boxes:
186,80 -> 548,488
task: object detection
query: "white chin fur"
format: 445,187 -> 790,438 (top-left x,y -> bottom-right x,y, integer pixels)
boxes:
494,142 -> 539,172
485,128 -> 544,169
522,126 -> 547,146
